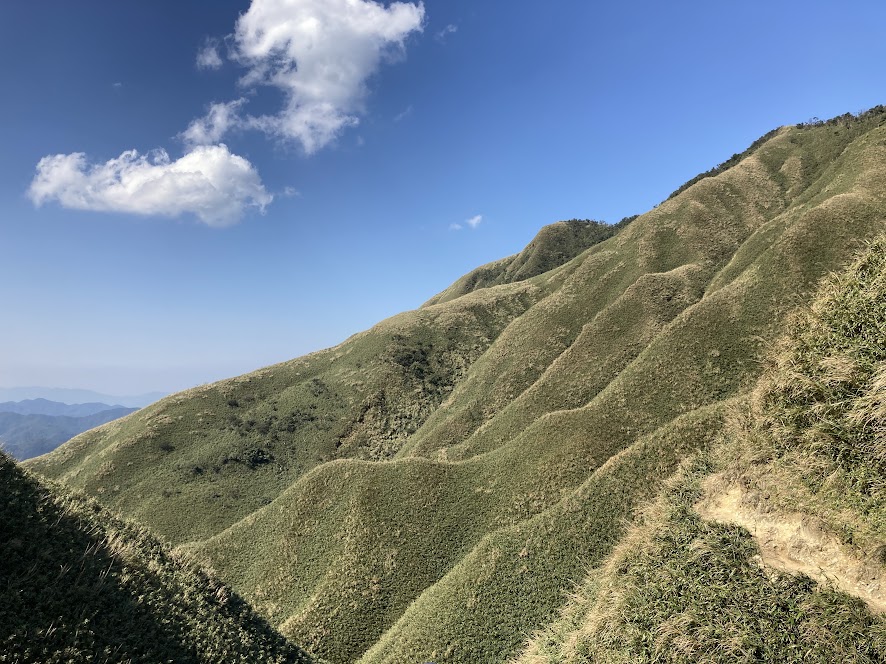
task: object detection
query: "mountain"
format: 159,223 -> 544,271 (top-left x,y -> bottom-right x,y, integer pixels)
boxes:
0,398 -> 127,417
0,387 -> 165,408
0,451 -> 314,662
516,232 -> 886,663
0,407 -> 137,461
26,108 -> 886,662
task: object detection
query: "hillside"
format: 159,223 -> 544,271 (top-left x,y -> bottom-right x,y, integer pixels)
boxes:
0,451 -> 314,663
27,107 -> 886,662
0,406 -> 136,461
515,233 -> 886,663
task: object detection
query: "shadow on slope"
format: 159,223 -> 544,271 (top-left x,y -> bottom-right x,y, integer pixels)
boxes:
0,452 -> 312,663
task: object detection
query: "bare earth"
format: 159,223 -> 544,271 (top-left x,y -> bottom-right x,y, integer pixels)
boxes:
696,476 -> 886,614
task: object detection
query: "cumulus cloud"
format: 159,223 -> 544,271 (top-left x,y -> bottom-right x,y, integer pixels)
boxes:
28,145 -> 272,227
221,0 -> 425,153
196,39 -> 224,69
181,99 -> 247,147
449,222 -> 462,231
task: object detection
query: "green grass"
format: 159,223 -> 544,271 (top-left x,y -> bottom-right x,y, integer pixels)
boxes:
515,456 -> 886,664
0,451 -> 313,663
24,108 -> 886,662
514,233 -> 886,664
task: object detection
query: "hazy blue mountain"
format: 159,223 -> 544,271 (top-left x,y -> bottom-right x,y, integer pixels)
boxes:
0,398 -> 126,417
0,387 -> 165,408
0,408 -> 136,460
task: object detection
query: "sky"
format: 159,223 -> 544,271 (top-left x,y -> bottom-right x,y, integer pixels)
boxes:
1,0 -> 885,396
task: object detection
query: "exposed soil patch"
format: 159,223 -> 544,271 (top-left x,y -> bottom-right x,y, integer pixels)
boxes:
696,476 -> 886,613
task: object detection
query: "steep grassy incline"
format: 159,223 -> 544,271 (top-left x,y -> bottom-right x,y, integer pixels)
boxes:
0,452 -> 312,663
27,108 -> 886,663
191,113 -> 884,663
514,234 -> 886,664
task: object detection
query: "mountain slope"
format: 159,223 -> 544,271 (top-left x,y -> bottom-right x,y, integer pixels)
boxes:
28,107 -> 886,663
514,233 -> 886,663
0,451 -> 313,663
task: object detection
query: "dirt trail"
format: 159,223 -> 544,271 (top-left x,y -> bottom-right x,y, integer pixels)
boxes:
696,477 -> 886,613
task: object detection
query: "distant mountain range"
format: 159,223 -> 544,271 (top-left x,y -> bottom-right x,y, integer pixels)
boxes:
0,398 -> 127,417
0,400 -> 138,460
0,387 -> 165,409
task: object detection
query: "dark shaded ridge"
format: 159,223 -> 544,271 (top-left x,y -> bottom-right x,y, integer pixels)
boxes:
0,452 -> 312,663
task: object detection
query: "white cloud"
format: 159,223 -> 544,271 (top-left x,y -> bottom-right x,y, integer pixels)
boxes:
449,222 -> 462,231
181,99 -> 247,147
196,39 -> 224,69
466,214 -> 482,228
435,23 -> 457,42
228,0 -> 425,153
393,104 -> 413,123
28,145 -> 272,227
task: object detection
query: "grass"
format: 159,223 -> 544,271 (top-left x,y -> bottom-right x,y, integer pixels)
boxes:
0,451 -> 313,663
515,456 -> 886,664
515,234 -> 886,664
24,108 -> 886,663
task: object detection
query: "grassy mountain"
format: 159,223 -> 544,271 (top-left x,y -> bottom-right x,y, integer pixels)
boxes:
0,407 -> 136,461
515,233 -> 886,663
27,107 -> 886,662
0,451 -> 314,663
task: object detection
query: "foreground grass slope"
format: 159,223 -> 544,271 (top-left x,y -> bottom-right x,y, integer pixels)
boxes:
0,452 -> 312,663
28,108 -> 886,662
515,234 -> 886,663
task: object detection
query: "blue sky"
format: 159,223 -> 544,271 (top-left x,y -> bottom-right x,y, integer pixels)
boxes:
2,0 -> 885,395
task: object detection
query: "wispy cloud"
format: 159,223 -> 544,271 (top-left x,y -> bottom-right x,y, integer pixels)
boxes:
187,0 -> 425,154
28,145 -> 271,227
435,23 -> 457,42
394,104 -> 413,123
196,38 -> 224,70
450,214 -> 482,232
